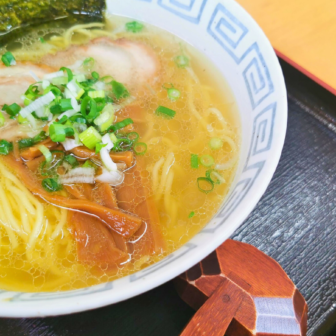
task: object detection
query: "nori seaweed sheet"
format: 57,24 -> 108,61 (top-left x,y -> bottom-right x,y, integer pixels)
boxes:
0,0 -> 105,44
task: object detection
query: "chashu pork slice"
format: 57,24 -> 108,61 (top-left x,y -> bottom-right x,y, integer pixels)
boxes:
0,62 -> 56,141
0,62 -> 55,106
41,37 -> 160,90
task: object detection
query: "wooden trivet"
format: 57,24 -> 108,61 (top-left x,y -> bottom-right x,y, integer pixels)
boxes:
175,239 -> 307,336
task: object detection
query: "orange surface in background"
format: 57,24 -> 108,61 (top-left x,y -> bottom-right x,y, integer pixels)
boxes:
236,0 -> 336,95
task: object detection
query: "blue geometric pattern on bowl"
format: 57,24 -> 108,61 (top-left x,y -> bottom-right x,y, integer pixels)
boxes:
208,4 -> 274,108
207,3 -> 248,55
158,0 -> 207,23
0,0 -> 279,303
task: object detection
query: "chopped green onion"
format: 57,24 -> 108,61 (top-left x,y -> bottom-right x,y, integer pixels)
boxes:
174,55 -> 189,68
101,75 -> 113,83
206,170 -> 225,185
105,96 -> 114,104
60,67 -> 73,82
74,74 -> 86,83
209,137 -> 223,150
39,37 -> 46,43
155,105 -> 176,119
94,104 -> 114,132
88,90 -> 105,99
17,115 -> 28,124
73,122 -> 87,134
212,171 -> 225,184
92,71 -> 99,80
197,177 -> 214,194
94,97 -> 107,113
191,154 -> 199,169
206,169 -> 213,181
38,145 -> 52,163
32,111 -> 48,121
80,75 -> 98,87
25,84 -> 40,98
108,118 -> 133,132
34,131 -> 48,144
64,154 -> 78,167
56,115 -> 68,124
0,112 -> 4,127
64,127 -> 75,137
200,155 -> 215,167
42,178 -> 62,192
109,133 -> 118,144
0,140 -> 13,155
83,57 -> 95,70
163,84 -> 181,102
82,160 -> 94,168
167,88 -> 181,102
59,99 -> 73,112
1,52 -> 16,67
69,80 -> 85,98
111,80 -> 130,100
76,89 -> 85,100
18,138 -> 35,149
2,103 -> 21,116
44,85 -> 62,96
23,95 -> 33,106
80,72 -> 99,86
74,132 -> 80,145
49,124 -> 72,142
18,131 -> 47,149
84,57 -> 94,65
95,142 -> 107,154
79,126 -> 102,150
64,119 -> 72,127
49,124 -> 66,142
50,104 -> 62,115
127,132 -> 139,143
70,115 -> 87,124
133,142 -> 147,155
125,21 -> 144,33
115,138 -> 133,151
81,96 -> 98,120
51,76 -> 68,86
189,211 -> 195,218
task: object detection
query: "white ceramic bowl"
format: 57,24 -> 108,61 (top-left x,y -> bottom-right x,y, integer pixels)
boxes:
0,0 -> 287,317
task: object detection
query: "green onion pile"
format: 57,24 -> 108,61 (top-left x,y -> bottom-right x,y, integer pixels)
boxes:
0,55 -> 149,192
0,56 -> 145,152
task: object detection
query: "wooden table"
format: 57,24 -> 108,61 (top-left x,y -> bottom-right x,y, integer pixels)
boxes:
236,0 -> 336,96
0,60 -> 335,336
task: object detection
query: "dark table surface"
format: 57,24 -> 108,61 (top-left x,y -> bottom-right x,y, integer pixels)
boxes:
1,60 -> 335,336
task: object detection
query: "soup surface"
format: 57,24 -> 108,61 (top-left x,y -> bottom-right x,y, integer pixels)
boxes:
0,16 -> 240,292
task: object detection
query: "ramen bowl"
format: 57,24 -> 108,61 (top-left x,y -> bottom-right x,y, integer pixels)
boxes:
0,0 -> 287,317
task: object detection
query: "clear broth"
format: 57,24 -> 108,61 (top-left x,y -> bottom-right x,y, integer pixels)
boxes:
0,15 -> 240,292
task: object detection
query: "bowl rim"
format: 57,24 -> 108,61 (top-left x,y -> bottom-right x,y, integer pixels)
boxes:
0,0 -> 287,317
